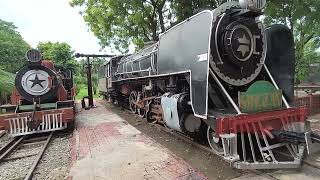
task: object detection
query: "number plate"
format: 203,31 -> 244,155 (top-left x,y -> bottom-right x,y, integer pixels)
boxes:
239,90 -> 282,113
239,81 -> 283,113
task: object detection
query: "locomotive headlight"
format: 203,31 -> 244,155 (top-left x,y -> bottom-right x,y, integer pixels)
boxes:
26,49 -> 42,63
239,0 -> 266,12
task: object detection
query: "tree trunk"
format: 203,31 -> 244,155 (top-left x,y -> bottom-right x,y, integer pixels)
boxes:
157,0 -> 166,33
158,8 -> 165,33
151,21 -> 158,41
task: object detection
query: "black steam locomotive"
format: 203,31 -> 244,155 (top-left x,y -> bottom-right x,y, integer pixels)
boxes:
99,1 -> 319,169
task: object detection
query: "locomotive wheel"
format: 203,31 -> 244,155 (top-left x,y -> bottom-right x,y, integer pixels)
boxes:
129,91 -> 138,114
207,126 -> 224,154
146,100 -> 157,123
106,94 -> 114,103
137,92 -> 146,118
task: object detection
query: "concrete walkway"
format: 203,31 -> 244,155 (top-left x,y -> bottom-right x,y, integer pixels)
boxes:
68,102 -> 207,180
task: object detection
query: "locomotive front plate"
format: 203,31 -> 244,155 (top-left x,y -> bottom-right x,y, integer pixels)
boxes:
239,81 -> 282,113
15,65 -> 59,103
21,69 -> 50,96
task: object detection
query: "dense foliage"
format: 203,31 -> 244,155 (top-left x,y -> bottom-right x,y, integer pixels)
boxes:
70,0 -> 168,52
0,70 -> 14,104
69,0 -> 228,52
265,0 -> 320,82
0,19 -> 30,73
172,0 -> 227,21
37,41 -> 79,71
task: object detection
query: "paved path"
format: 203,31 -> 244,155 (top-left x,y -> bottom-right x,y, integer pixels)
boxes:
68,102 -> 207,180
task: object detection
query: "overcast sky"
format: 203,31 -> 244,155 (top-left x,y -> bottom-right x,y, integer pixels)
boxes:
0,0 -> 116,54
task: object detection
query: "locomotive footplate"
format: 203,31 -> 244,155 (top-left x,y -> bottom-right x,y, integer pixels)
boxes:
0,103 -> 74,136
214,107 -> 313,169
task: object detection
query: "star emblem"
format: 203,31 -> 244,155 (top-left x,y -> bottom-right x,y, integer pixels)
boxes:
237,34 -> 251,57
29,74 -> 46,88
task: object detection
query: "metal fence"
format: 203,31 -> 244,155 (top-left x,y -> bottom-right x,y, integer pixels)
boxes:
294,94 -> 320,115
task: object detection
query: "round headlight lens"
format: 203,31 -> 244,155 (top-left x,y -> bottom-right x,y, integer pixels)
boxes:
239,0 -> 266,11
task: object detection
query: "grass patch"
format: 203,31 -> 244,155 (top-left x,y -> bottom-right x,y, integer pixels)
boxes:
75,86 -> 102,100
0,70 -> 14,103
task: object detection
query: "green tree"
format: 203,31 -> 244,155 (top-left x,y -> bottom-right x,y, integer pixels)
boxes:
172,0 -> 227,21
37,41 -> 79,72
0,19 -> 30,73
70,0 -> 229,52
265,0 -> 320,82
70,0 -> 171,52
0,69 -> 14,105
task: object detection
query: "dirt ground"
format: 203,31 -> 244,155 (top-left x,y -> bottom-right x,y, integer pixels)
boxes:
104,102 -> 244,180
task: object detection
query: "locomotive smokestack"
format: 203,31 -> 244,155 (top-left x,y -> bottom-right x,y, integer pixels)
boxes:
26,49 -> 42,64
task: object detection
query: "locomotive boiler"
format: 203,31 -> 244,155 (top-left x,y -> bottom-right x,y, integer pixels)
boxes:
0,49 -> 75,136
99,0 -> 320,169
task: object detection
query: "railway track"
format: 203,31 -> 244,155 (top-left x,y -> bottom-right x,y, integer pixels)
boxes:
0,132 -> 53,180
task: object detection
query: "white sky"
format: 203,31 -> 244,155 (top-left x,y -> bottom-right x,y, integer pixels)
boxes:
0,0 -> 117,55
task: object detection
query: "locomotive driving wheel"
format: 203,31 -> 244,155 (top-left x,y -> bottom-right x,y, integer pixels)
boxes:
129,91 -> 138,114
106,94 -> 114,103
207,126 -> 224,154
137,92 -> 146,118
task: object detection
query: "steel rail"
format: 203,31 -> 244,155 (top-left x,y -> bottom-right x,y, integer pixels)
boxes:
0,136 -> 24,162
0,138 -> 17,155
24,132 -> 53,180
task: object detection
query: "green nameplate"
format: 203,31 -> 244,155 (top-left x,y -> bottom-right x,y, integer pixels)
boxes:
239,81 -> 282,113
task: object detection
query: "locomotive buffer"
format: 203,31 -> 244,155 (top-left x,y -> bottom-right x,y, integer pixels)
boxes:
75,53 -> 114,109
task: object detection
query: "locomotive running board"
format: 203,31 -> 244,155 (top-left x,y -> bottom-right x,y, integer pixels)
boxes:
6,113 -> 67,137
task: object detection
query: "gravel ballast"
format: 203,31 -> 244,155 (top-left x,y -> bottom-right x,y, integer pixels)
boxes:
0,132 -> 72,180
32,133 -> 72,180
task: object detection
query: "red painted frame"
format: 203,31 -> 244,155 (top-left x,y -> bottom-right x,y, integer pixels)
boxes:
216,107 -> 307,137
0,107 -> 74,130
